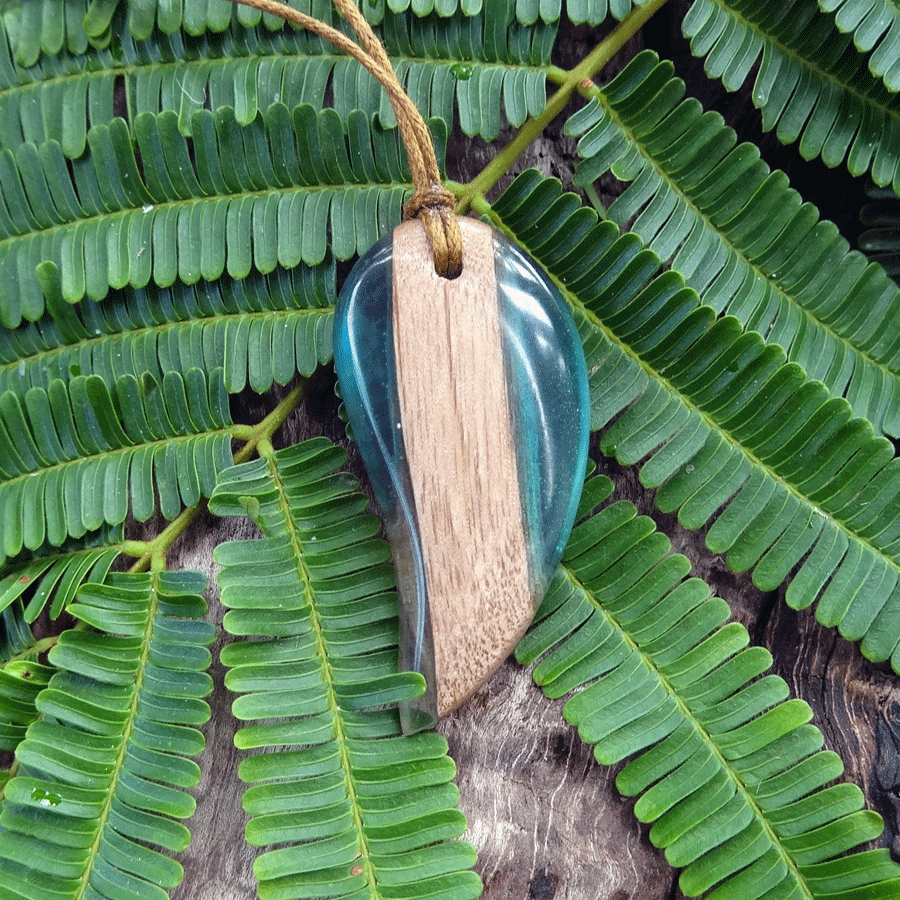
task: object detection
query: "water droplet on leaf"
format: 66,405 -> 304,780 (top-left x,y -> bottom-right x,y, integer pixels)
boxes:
30,788 -> 62,807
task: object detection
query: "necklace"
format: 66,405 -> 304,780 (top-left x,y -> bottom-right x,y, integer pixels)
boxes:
235,0 -> 590,732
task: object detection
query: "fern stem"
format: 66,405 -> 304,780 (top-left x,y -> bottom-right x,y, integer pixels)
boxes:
257,439 -> 382,896
584,182 -> 609,219
6,634 -> 57,663
454,0 -> 671,209
125,504 -> 205,574
72,572 -> 162,900
558,561 -> 815,899
234,381 -> 309,462
125,383 -> 307,572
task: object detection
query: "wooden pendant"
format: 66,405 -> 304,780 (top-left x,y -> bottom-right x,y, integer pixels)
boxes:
334,217 -> 589,733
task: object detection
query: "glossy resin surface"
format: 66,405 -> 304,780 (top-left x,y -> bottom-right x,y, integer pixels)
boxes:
334,219 -> 589,732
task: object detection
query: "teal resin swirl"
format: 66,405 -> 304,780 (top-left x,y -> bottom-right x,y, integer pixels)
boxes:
334,224 -> 589,732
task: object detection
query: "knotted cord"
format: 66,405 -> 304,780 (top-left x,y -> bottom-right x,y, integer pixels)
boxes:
229,0 -> 463,278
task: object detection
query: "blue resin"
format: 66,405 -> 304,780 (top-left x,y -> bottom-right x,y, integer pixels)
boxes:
334,225 -> 589,732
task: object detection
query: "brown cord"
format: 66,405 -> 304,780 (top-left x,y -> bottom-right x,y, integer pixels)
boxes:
229,0 -> 463,277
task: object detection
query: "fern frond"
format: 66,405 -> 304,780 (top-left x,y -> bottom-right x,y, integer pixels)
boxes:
366,0 -> 644,26
0,260 -> 334,396
0,569 -> 214,900
0,528 -> 122,623
567,50 -> 900,435
0,368 -> 232,564
72,0 -> 566,38
210,437 -> 482,900
0,533 -> 117,753
517,472 -> 900,898
682,0 -> 900,188
0,648 -> 53,752
77,0 -> 359,41
565,0 -> 646,25
0,0 -> 94,63
0,1 -> 550,162
0,106 -> 445,325
0,591 -> 54,755
819,0 -> 900,92
0,601 -> 35,664
489,170 -> 900,671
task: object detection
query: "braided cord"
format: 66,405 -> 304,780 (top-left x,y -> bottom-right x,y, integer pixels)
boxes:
230,0 -> 463,277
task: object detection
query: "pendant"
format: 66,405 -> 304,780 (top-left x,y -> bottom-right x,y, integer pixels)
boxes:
334,218 -> 589,733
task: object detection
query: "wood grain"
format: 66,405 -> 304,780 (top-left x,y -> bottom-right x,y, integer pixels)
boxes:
391,218 -> 535,717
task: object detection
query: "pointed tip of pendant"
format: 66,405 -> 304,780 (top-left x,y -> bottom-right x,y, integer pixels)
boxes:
400,702 -> 438,735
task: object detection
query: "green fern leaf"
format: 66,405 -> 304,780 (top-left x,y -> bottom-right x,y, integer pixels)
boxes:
819,0 -> 900,92
0,2 -> 550,162
682,0 -> 900,188
80,0 -> 342,41
0,367 -> 232,564
566,49 -> 900,435
0,600 -> 35,663
0,569 -> 214,900
0,530 -> 120,756
489,170 -> 900,671
0,106 -> 445,324
0,648 -> 53,753
0,533 -> 122,756
565,0 -> 644,25
0,260 -> 335,396
1,0 -> 92,64
517,471 -> 900,898
74,0 -> 566,37
0,529 -> 122,623
210,436 -> 483,900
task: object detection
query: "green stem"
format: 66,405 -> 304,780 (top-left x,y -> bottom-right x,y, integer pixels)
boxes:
584,181 -> 609,219
234,382 -> 309,462
7,634 -> 58,663
455,0 -> 671,210
125,504 -> 205,574
126,383 -> 308,573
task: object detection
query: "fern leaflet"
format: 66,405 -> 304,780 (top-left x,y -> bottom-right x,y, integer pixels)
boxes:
0,569 -> 214,900
0,106 -> 443,324
819,0 -> 900,92
684,0 -> 900,187
489,170 -> 900,672
567,49 -> 900,435
0,1 -> 550,158
0,260 -> 335,396
0,367 -> 232,563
